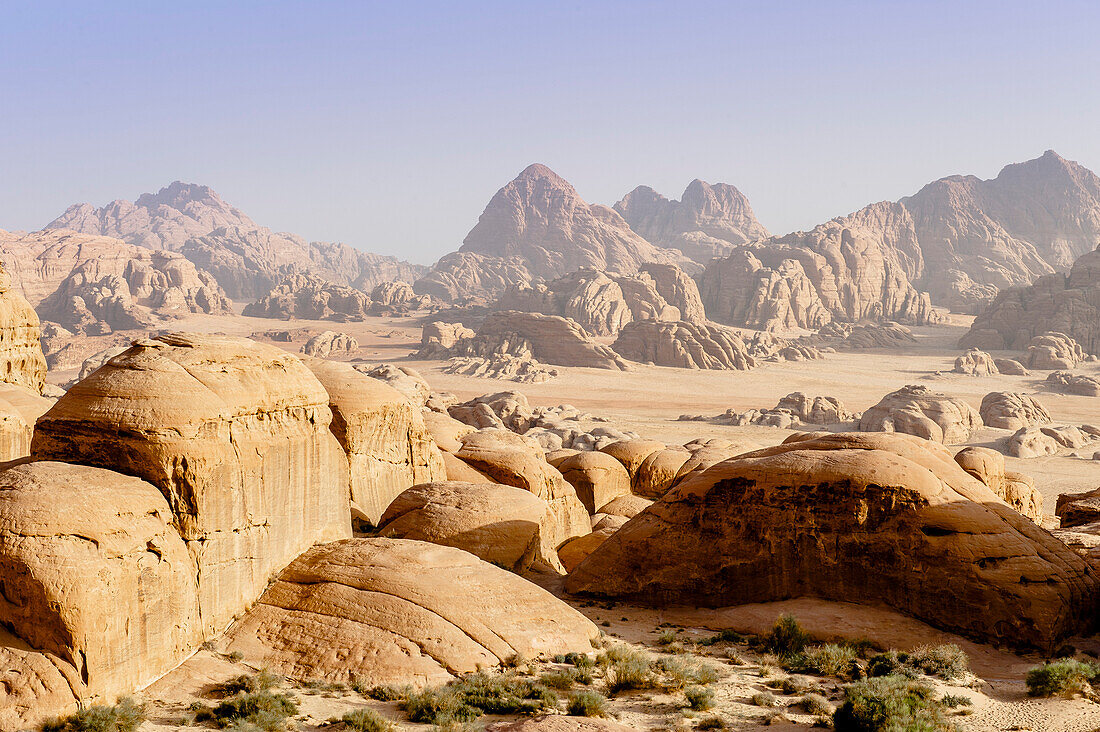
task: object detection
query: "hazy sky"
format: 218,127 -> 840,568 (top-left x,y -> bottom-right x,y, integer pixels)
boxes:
2,1 -> 1098,264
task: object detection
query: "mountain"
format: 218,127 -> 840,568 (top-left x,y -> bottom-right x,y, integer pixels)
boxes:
416,164 -> 693,302
614,179 -> 770,263
45,182 -> 425,299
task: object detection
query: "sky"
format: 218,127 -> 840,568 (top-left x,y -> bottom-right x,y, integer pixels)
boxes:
2,1 -> 1099,265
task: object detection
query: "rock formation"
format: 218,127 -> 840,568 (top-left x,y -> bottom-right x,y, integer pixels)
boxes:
556,451 -> 632,514
614,179 -> 770,263
1006,424 -> 1100,458
301,330 -> 359,358
31,333 -> 351,633
0,462 -> 201,721
611,321 -> 757,370
414,252 -> 534,303
303,358 -> 446,525
962,246 -> 1100,355
1046,370 -> 1100,397
804,322 -> 918,350
859,385 -> 982,443
1025,332 -> 1086,369
242,273 -> 372,320
979,392 -> 1052,430
358,363 -> 432,406
565,432 -> 1098,650
377,481 -> 565,572
953,447 -> 1043,523
370,280 -> 429,311
953,349 -> 998,376
223,538 -> 598,684
0,384 -> 54,461
690,393 -> 853,428
45,182 -> 424,299
0,263 -> 47,393
443,354 -> 560,383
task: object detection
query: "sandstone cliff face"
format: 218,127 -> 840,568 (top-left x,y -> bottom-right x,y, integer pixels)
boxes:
565,432 -> 1097,650
0,384 -> 54,461
45,182 -> 424,299
0,263 -> 47,393
303,358 -> 446,525
962,246 -> 1100,354
413,252 -> 533,302
242,273 -> 372,320
31,333 -> 351,634
614,179 -> 770,263
612,321 -> 757,370
224,538 -> 599,685
0,462 -> 201,720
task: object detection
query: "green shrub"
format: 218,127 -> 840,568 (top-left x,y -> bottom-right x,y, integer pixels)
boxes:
800,693 -> 833,716
540,670 -> 577,690
1025,658 -> 1100,697
940,694 -> 971,709
602,646 -> 656,694
42,698 -> 146,732
215,671 -> 281,697
210,690 -> 299,732
655,655 -> 720,689
339,709 -> 395,732
656,629 -> 679,646
684,686 -> 715,711
866,651 -> 907,678
404,671 -> 557,724
567,690 -> 610,717
695,715 -> 727,730
787,644 -> 858,677
361,684 -> 411,701
403,687 -> 479,725
555,652 -> 595,669
700,629 -> 744,646
751,691 -> 778,707
907,645 -> 970,681
833,675 -> 951,732
761,615 -> 810,657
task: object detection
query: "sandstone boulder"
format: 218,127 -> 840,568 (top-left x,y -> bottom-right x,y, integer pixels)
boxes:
953,447 -> 1043,523
223,538 -> 599,684
979,392 -> 1052,430
0,384 -> 54,461
0,263 -> 46,394
422,410 -> 476,453
1046,370 -> 1100,397
1057,488 -> 1100,529
442,452 -> 495,483
773,393 -> 852,425
377,481 -> 563,572
633,447 -> 692,498
301,330 -> 359,358
0,462 -> 200,721
443,354 -> 560,383
859,385 -> 982,443
600,439 -> 665,480
243,273 -> 371,320
597,494 -> 653,519
418,321 -> 477,358
1026,332 -> 1085,370
440,311 -> 629,370
304,358 -> 446,525
557,451 -> 632,514
565,432 -> 1097,650
953,349 -> 998,376
612,321 -> 757,370
31,333 -> 351,633
359,363 -> 431,406
994,358 -> 1030,376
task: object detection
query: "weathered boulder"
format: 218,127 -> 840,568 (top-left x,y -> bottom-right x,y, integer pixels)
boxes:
370,280 -> 425,311
566,432 -> 1098,650
303,358 -> 446,525
558,522 -> 622,573
440,311 -> 629,370
441,452 -> 495,483
772,393 -> 852,425
419,321 -> 477,358
0,263 -> 46,393
673,439 -> 761,485
979,392 -> 1052,430
597,494 -> 653,519
953,447 -> 1043,522
377,481 -> 563,572
242,273 -> 371,320
443,354 -> 559,383
859,385 -> 982,443
359,363 -> 432,407
449,391 -> 534,432
0,462 -> 200,723
633,447 -> 692,498
953,349 -> 998,376
0,384 -> 54,461
994,358 -> 1030,376
223,538 -> 599,684
31,333 -> 351,633
1057,488 -> 1100,529
422,410 -> 476,453
1046,370 -> 1100,397
612,321 -> 757,370
557,451 -> 632,514
301,330 -> 358,358
600,439 -> 665,480
1026,332 -> 1086,370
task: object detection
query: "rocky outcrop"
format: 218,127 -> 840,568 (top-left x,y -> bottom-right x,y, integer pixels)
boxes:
953,349 -> 998,376
953,447 -> 1043,523
358,364 -> 431,406
0,263 -> 47,393
418,321 -> 477,358
0,384 -> 54,461
690,393 -> 853,429
612,321 -> 756,370
45,182 -> 424,299
0,462 -> 201,722
804,322 -> 918,350
414,252 -> 533,302
639,262 -> 707,324
556,451 -> 632,514
242,273 -> 371,320
994,358 -> 1029,375
377,481 -> 565,572
1006,424 -> 1100,458
859,385 -> 982,443
370,280 -> 427,310
963,246 -> 1100,355
1025,332 -> 1086,369
443,354 -> 560,383
303,358 -> 446,525
565,432 -> 1098,650
223,538 -> 598,684
979,392 -> 1052,430
433,311 -> 629,370
301,330 -> 359,358
614,179 -> 770,263
31,333 -> 351,633
1046,370 -> 1100,397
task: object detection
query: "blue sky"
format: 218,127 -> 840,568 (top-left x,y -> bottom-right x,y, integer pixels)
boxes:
2,1 -> 1098,264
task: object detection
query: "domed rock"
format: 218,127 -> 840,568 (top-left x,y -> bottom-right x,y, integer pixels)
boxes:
558,522 -> 622,573
557,451 -> 632,514
442,311 -> 630,370
1046,370 -> 1100,397
242,273 -> 372,320
422,410 -> 476,453
953,349 -> 998,376
359,363 -> 432,406
1025,332 -> 1085,370
633,447 -> 692,498
859,385 -> 982,443
1005,426 -> 1064,458
599,439 -> 665,480
449,391 -> 534,432
370,280 -> 422,310
612,321 -> 757,370
303,358 -> 446,526
772,393 -> 852,425
0,462 -> 201,725
953,447 -> 1043,523
301,330 -> 359,358
31,333 -> 351,633
565,432 -> 1098,650
994,358 -> 1030,376
595,494 -> 653,519
0,263 -> 46,394
377,481 -> 564,572
673,439 -> 760,485
223,538 -> 599,685
979,392 -> 1052,430
442,452 -> 495,483
0,384 -> 54,461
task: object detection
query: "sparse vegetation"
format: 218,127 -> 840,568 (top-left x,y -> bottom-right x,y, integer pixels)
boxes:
655,655 -> 720,689
214,670 -> 281,697
940,694 -> 972,709
801,692 -> 833,716
685,686 -> 716,711
601,645 -> 657,694
204,689 -> 300,731
360,683 -> 411,702
700,629 -> 744,646
336,709 -> 395,732
786,643 -> 859,678
833,675 -> 951,732
41,698 -> 146,732
760,614 -> 810,657
906,644 -> 970,681
540,670 -> 577,690
403,671 -> 557,725
695,715 -> 727,730
567,690 -> 610,717
1025,658 -> 1100,698
752,691 -> 778,707
657,629 -> 679,646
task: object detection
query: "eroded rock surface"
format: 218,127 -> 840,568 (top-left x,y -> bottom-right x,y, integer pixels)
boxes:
859,385 -> 982,443
612,321 -> 756,370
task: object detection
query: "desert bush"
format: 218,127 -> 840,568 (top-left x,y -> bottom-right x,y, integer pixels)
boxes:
656,655 -> 720,689
359,683 -> 411,701
800,693 -> 833,716
761,615 -> 810,657
403,687 -> 479,726
833,675 -> 950,732
787,644 -> 858,678
215,670 -> 281,697
567,690 -> 610,717
1025,658 -> 1100,698
866,651 -> 906,678
403,671 -> 558,725
338,709 -> 395,732
695,715 -> 727,730
684,686 -> 715,711
907,645 -> 970,681
751,691 -> 778,707
700,629 -> 744,646
940,694 -> 971,709
540,670 -> 577,690
657,629 -> 679,646
554,652 -> 595,669
41,698 -> 146,732
601,646 -> 656,694
210,690 -> 299,731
